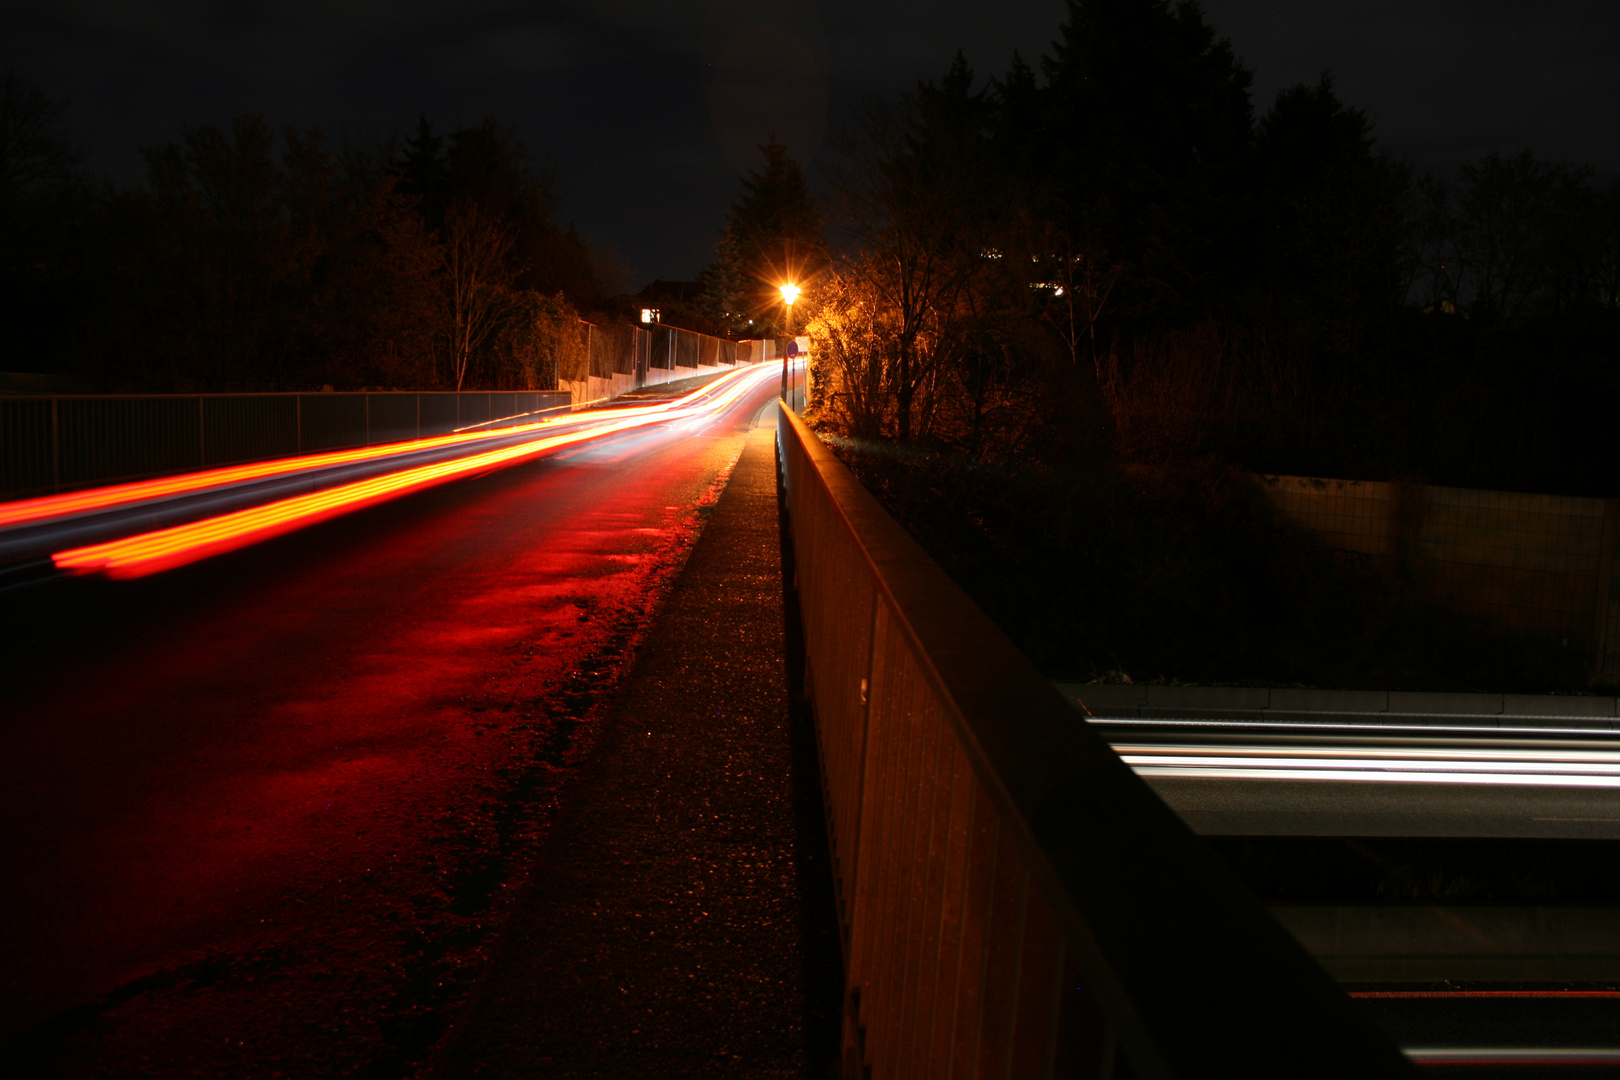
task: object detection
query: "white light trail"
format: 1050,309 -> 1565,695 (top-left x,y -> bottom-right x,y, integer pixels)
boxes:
1116,741 -> 1620,788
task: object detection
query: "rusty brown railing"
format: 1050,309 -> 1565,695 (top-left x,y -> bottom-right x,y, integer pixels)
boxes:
776,405 -> 1414,1079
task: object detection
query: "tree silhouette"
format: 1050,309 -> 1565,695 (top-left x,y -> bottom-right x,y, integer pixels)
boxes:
1041,0 -> 1253,317
702,138 -> 824,335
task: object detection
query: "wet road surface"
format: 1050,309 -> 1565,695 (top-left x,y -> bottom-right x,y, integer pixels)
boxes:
0,376 -> 782,1077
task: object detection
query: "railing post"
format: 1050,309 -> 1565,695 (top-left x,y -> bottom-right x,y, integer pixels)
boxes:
50,396 -> 60,493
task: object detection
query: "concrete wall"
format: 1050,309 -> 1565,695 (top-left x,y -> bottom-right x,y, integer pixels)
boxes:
1259,474 -> 1620,682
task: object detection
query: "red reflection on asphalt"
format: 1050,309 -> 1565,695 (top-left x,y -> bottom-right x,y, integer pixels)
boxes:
0,387 -> 767,1053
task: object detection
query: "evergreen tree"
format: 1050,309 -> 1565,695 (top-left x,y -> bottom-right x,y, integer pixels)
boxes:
0,71 -> 84,381
1041,0 -> 1254,316
702,138 -> 824,335
394,116 -> 448,229
1253,73 -> 1410,351
696,221 -> 751,337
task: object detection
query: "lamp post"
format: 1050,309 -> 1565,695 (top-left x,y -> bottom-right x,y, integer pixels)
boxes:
778,282 -> 799,405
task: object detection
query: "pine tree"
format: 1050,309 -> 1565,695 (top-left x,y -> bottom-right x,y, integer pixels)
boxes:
696,221 -> 751,337
394,116 -> 447,229
1041,0 -> 1254,315
702,138 -> 825,336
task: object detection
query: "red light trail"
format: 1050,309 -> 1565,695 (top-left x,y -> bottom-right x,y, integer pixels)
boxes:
1,369 -> 762,531
41,364 -> 781,579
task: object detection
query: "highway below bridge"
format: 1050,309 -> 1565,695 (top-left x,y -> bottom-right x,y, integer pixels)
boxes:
1064,687 -> 1620,1074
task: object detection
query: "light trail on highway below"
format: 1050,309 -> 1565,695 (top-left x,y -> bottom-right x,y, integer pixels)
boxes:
1100,719 -> 1620,1064
41,364 -> 782,579
1109,724 -> 1620,788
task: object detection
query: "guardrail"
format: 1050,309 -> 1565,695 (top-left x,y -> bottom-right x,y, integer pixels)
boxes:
0,390 -> 570,498
775,405 -> 1414,1078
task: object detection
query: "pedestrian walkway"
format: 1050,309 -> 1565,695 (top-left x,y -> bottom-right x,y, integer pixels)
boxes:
435,421 -> 842,1078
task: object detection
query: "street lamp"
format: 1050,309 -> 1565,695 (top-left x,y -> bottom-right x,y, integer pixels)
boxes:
778,283 -> 800,403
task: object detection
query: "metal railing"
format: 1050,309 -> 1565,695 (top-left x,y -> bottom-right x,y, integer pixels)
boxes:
776,405 -> 1414,1079
0,390 -> 571,498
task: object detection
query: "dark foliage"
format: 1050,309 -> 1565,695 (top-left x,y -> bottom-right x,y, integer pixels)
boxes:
804,0 -> 1618,499
790,0 -> 1616,690
1039,0 -> 1255,320
830,438 -> 1588,690
0,79 -> 619,392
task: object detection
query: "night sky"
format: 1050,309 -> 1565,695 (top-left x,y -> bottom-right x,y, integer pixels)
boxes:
4,1 -> 1617,288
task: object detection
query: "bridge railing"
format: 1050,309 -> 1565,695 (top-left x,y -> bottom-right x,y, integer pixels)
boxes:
776,405 -> 1414,1079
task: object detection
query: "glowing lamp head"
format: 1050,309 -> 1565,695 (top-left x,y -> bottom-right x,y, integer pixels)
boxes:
778,283 -> 801,307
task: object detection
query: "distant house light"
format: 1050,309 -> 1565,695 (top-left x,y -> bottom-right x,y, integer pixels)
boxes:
641,308 -> 659,323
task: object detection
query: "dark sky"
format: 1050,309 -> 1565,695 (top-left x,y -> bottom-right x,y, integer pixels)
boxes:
4,1 -> 1617,288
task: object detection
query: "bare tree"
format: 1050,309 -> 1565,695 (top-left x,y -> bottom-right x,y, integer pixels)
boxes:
0,71 -> 75,204
440,200 -> 515,389
833,93 -> 989,443
1036,222 -> 1121,381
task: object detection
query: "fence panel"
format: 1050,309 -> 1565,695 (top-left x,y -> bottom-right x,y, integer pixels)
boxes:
58,397 -> 202,486
201,395 -> 299,465
296,393 -> 367,452
651,326 -> 673,370
1,388 -> 574,498
0,397 -> 54,493
777,406 -> 1413,1079
418,393 -> 459,437
674,328 -> 699,370
367,394 -> 421,444
634,327 -> 651,381
5,323 -> 748,497
486,393 -> 515,428
457,393 -> 491,430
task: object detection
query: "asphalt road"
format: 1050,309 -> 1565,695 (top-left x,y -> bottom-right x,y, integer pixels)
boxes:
0,372 -> 783,1077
